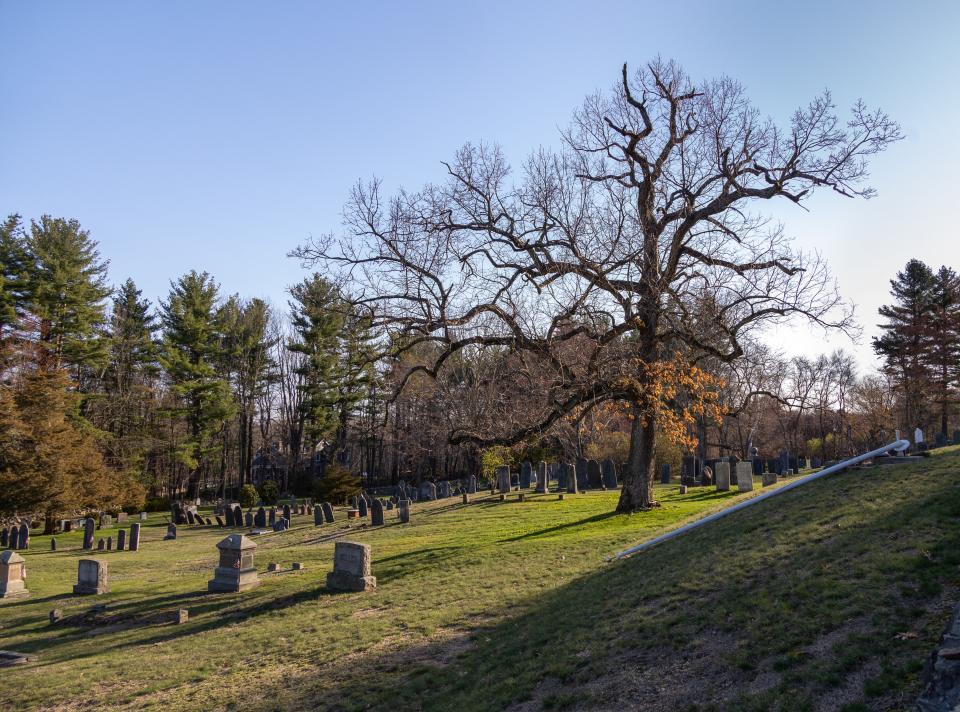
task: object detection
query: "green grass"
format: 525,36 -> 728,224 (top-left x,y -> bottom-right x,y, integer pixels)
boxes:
1,455 -> 958,711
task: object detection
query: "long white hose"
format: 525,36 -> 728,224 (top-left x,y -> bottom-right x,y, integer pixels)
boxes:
612,439 -> 912,560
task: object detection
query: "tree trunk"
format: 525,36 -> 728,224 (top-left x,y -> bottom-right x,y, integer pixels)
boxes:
617,404 -> 658,512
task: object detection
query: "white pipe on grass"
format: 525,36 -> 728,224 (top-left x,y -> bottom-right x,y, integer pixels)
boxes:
612,439 -> 911,560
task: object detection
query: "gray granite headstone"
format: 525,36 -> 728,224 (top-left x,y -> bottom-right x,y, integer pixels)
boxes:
467,475 -> 477,494
496,466 -> 511,494
358,498 -> 368,517
520,461 -> 533,489
601,459 -> 618,489
314,507 -> 324,526
567,462 -> 579,494
536,461 -> 548,493
74,559 -> 108,595
233,505 -> 243,526
18,523 -> 28,550
83,518 -> 95,550
326,541 -> 376,592
254,507 -> 266,528
129,523 -> 141,551
117,530 -> 126,551
163,523 -> 177,540
660,463 -> 671,484
575,458 -> 588,489
714,461 -> 731,491
322,502 -> 335,523
371,499 -> 384,526
398,499 -> 410,524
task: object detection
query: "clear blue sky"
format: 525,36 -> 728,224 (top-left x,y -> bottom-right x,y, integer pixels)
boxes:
2,1 -> 958,370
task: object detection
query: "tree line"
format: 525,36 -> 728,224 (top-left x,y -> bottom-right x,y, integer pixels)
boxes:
2,59 -> 912,522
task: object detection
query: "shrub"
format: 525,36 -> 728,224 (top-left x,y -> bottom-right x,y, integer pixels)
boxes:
313,463 -> 360,505
238,484 -> 259,508
257,480 -> 279,505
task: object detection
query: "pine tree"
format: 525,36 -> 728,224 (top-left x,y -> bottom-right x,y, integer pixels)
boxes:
0,368 -> 143,533
159,271 -> 235,498
218,296 -> 276,486
288,275 -> 345,449
0,215 -> 31,349
873,259 -> 936,429
26,216 -> 111,373
924,266 -> 960,437
100,278 -> 160,478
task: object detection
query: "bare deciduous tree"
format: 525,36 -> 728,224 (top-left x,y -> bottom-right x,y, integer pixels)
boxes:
295,59 -> 900,512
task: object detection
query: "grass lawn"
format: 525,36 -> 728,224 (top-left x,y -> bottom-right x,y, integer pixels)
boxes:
1,452 -> 958,711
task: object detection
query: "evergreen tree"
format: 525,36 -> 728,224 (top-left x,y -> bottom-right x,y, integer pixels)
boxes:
159,271 -> 235,497
0,215 -> 30,348
26,216 -> 111,372
218,296 -> 276,486
873,259 -> 936,429
924,266 -> 960,436
100,278 -> 160,478
288,275 -> 345,449
0,368 -> 143,533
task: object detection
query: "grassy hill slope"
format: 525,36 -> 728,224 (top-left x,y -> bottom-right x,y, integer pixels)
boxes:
1,450 -> 959,711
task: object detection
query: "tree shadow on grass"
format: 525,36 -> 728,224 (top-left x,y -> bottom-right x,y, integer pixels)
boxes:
498,512 -> 619,543
235,462 -> 960,712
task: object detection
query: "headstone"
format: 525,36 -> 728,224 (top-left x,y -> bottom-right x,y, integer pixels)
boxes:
224,507 -> 235,527
567,462 -> 579,494
186,510 -> 195,525
0,529 -> 6,548
83,518 -> 95,550
50,538 -> 57,551
587,459 -> 602,489
267,562 -> 279,572
762,469 -> 778,487
935,431 -> 948,448
233,505 -> 243,526
421,482 -> 437,501
557,462 -> 569,489
322,502 -> 335,523
283,504 -> 291,522
0,551 -> 29,599
106,536 -> 113,551
358,498 -> 368,517
244,512 -> 254,527
63,519 -> 74,532
254,507 -> 266,528
18,522 -> 29,550
575,458 -> 588,489
269,508 -> 276,526
752,457 -> 763,475
116,512 -> 128,524
175,609 -> 188,624
496,466 -> 511,495
386,499 -> 394,510
467,475 -> 477,494
272,517 -> 289,532
163,523 -> 177,540
99,514 -> 113,529
681,455 -> 699,485
371,499 -> 384,526
314,507 -> 324,526
536,461 -> 548,493
129,523 -> 141,551
139,512 -> 148,521
74,559 -> 108,595
510,472 -> 520,489
10,527 -> 19,550
679,484 -> 688,494
326,541 -> 376,592
292,562 -> 304,571
520,461 -> 533,489
714,461 -> 731,491
602,459 -> 618,489
207,534 -> 260,592
462,493 -> 470,504
117,530 -> 126,551
398,499 -> 410,524
660,463 -> 671,484
97,538 -> 105,550
736,462 -> 754,492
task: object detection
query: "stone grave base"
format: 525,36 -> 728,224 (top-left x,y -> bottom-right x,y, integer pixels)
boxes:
326,571 -> 377,592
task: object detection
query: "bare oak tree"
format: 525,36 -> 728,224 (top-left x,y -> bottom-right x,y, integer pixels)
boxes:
295,59 -> 900,512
